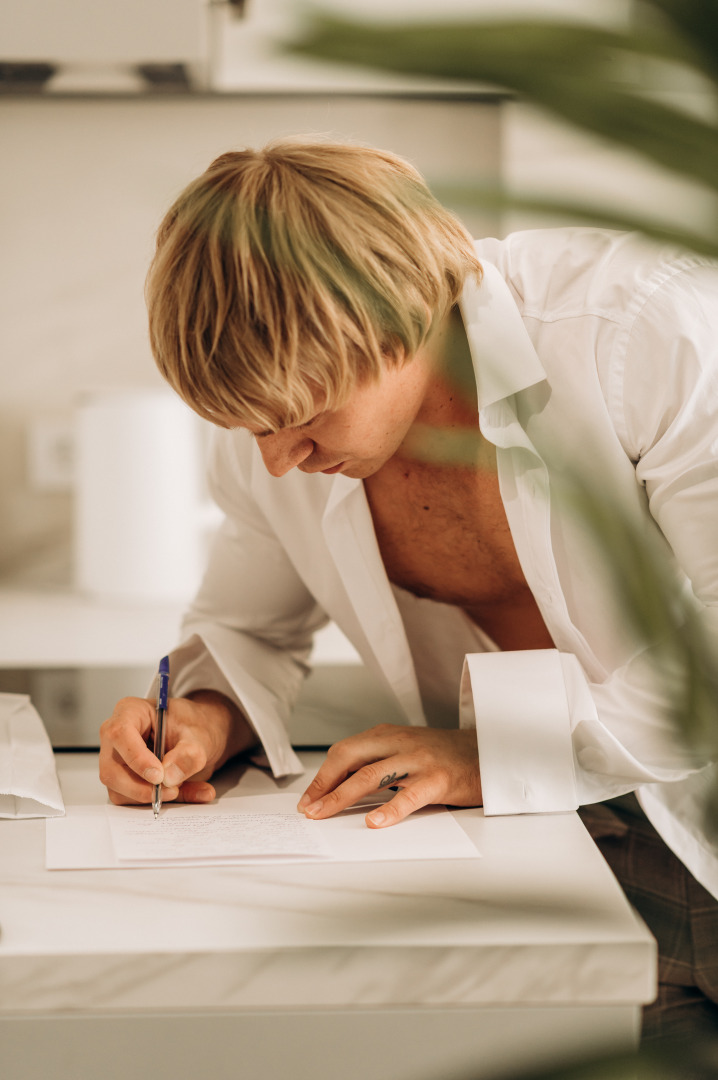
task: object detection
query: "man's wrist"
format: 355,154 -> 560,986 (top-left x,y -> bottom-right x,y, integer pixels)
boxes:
186,689 -> 258,772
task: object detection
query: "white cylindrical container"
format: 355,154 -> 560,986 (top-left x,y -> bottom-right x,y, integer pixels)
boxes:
74,388 -> 205,601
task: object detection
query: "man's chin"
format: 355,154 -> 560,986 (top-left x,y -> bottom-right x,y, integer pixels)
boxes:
298,458 -> 382,480
342,461 -> 382,480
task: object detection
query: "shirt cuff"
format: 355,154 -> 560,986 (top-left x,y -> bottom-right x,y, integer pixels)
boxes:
460,649 -> 578,815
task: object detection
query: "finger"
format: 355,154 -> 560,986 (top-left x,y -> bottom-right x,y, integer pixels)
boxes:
99,744 -> 162,805
113,779 -> 216,806
107,782 -> 179,806
161,738 -> 210,790
301,758 -> 406,820
174,780 -> 216,804
296,726 -> 402,809
366,784 -> 431,829
297,761 -> 353,811
108,780 -> 215,808
103,761 -> 185,807
100,714 -> 164,786
105,771 -> 163,806
108,789 -> 151,807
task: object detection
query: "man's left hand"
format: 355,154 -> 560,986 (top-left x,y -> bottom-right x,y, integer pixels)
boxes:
297,725 -> 481,828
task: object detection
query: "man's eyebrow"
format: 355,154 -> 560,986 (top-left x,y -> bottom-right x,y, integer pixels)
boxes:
254,413 -> 322,438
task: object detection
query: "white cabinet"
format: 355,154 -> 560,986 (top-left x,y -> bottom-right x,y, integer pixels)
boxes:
0,588 -> 400,746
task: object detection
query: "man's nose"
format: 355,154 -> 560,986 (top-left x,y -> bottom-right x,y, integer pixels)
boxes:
257,430 -> 314,477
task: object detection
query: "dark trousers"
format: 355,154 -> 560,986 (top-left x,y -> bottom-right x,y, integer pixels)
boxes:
578,794 -> 718,1042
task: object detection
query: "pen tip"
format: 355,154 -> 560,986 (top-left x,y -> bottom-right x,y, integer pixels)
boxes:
154,809 -> 159,819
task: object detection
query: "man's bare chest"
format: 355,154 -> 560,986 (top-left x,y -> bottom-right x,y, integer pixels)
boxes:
363,458 -> 554,650
364,457 -> 523,602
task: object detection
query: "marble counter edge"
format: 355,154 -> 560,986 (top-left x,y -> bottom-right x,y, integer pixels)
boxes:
0,937 -> 656,1014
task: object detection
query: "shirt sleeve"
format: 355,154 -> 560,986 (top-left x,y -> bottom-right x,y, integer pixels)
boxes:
167,429 -> 329,778
576,261 -> 718,799
623,264 -> 718,625
464,260 -> 718,815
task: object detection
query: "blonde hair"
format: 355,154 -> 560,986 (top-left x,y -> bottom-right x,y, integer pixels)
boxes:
146,137 -> 482,431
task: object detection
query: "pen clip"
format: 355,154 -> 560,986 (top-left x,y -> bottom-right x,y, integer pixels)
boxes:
157,655 -> 170,712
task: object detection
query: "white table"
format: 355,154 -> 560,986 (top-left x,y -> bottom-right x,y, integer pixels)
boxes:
0,752 -> 655,1080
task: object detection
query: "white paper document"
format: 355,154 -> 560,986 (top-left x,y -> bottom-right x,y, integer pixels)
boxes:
46,792 -> 481,869
108,803 -> 332,862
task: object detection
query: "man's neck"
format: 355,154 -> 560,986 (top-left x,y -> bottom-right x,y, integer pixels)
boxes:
400,305 -> 486,468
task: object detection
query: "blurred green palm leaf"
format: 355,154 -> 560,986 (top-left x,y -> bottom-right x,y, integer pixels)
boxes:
429,185 -> 718,260
288,3 -> 718,255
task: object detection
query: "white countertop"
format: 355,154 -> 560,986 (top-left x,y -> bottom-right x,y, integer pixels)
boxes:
0,752 -> 656,1014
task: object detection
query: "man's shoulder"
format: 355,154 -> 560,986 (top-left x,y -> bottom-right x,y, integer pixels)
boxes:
474,227 -> 710,324
475,225 -> 692,268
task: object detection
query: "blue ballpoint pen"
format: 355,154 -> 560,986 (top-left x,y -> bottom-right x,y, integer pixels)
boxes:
152,656 -> 170,819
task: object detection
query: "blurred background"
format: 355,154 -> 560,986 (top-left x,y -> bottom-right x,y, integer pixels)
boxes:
0,0 -> 715,745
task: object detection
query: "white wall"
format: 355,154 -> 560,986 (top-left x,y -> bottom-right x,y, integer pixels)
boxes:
0,92 -> 500,586
502,100 -> 718,236
0,0 -> 206,64
211,0 -> 632,92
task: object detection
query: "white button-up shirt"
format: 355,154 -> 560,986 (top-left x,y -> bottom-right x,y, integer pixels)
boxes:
170,227 -> 718,900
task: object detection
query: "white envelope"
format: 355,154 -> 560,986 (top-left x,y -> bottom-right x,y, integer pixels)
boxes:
0,693 -> 65,818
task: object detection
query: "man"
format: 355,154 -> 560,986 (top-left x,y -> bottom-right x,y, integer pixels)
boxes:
99,138 -> 718,1036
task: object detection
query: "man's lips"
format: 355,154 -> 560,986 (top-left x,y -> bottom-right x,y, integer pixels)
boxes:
298,459 -> 348,475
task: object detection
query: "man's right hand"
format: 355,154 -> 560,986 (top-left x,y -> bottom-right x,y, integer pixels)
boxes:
98,691 -> 256,806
